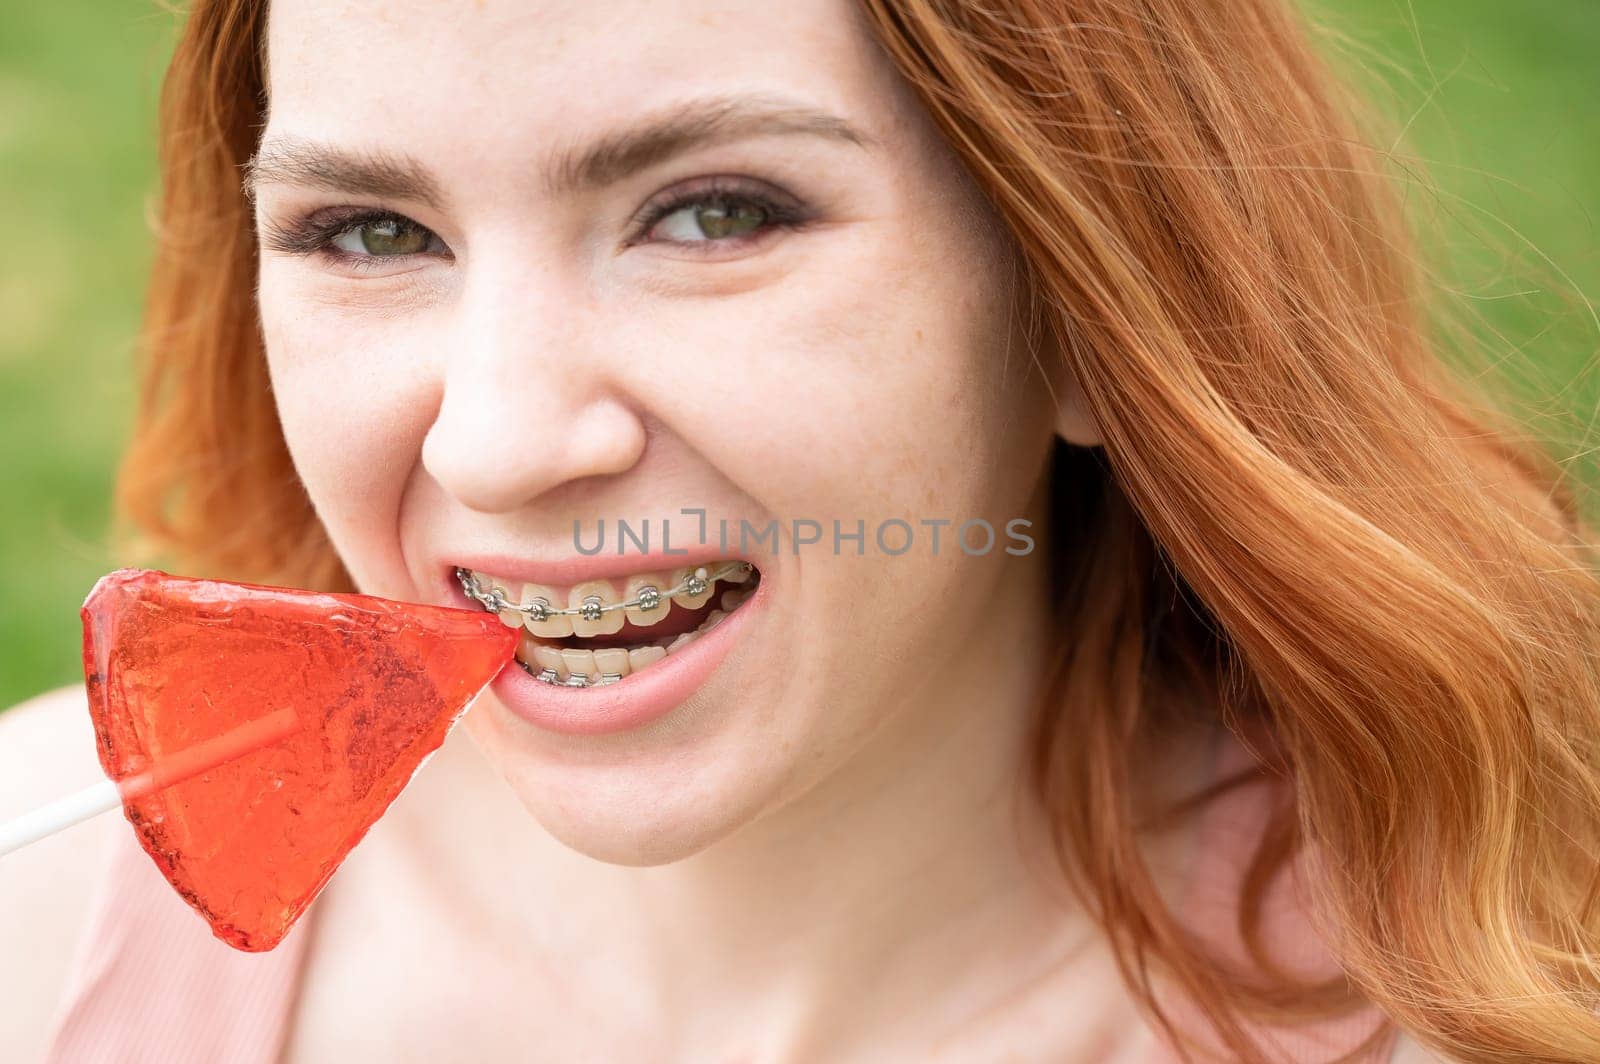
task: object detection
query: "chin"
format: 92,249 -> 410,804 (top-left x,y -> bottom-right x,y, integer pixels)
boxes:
507,761 -> 776,867
462,699 -> 797,867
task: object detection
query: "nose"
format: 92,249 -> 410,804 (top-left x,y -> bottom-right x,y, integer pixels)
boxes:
420,268 -> 648,514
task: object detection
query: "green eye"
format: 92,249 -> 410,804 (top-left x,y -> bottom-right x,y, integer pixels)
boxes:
655,197 -> 770,242
697,201 -> 766,238
333,218 -> 433,256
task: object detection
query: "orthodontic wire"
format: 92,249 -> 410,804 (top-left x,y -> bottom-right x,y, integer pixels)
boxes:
457,561 -> 759,688
455,561 -> 756,623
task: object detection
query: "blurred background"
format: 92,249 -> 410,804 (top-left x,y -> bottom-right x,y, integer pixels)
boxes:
0,0 -> 1596,708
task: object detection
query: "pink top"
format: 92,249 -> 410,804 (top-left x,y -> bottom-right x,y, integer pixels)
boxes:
42,729 -> 1400,1063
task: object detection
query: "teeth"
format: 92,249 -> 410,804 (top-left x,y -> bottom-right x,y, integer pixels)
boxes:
627,645 -> 666,671
591,648 -> 630,679
474,574 -> 525,629
484,560 -> 762,686
560,648 -> 597,683
515,634 -> 570,679
519,582 -> 573,638
623,572 -> 672,627
472,562 -> 756,621
669,566 -> 716,610
530,643 -> 567,679
568,580 -> 624,637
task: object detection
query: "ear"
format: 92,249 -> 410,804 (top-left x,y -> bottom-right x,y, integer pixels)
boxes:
1053,370 -> 1104,448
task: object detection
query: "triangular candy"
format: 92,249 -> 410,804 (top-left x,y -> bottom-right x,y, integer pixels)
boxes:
80,568 -> 517,951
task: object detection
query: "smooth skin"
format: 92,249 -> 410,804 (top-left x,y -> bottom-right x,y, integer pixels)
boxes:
0,0 -> 1444,1059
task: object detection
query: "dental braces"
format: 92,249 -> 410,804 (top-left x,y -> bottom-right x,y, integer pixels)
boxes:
516,657 -> 628,688
454,561 -> 757,624
458,561 -> 759,689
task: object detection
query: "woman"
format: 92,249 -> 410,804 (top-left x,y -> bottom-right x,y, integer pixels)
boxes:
3,0 -> 1597,1060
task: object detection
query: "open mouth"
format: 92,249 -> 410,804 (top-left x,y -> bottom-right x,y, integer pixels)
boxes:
455,560 -> 762,687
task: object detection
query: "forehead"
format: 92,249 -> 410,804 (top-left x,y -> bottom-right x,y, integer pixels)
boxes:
263,0 -> 911,149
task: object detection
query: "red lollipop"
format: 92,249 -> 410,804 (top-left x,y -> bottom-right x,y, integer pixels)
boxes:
14,569 -> 517,951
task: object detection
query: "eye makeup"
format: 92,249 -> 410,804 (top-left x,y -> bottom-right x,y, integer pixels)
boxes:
255,174 -> 816,272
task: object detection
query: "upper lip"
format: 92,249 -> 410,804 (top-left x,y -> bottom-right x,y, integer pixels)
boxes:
446,546 -> 762,590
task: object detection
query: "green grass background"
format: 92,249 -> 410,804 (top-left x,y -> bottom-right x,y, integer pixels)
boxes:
1,1 -> 1596,708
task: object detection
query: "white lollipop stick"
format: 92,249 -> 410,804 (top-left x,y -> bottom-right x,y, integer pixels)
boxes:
0,707 -> 300,859
0,779 -> 123,857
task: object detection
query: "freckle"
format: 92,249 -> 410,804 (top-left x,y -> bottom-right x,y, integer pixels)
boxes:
915,329 -> 924,343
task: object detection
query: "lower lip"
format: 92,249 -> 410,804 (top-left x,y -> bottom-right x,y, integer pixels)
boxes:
469,578 -> 766,737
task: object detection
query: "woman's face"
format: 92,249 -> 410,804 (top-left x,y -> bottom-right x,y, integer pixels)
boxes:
253,0 -> 1065,863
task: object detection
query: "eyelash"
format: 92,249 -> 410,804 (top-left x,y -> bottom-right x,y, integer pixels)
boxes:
256,177 -> 811,273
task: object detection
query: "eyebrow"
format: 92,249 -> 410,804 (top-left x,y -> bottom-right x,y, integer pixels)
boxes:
241,94 -> 876,209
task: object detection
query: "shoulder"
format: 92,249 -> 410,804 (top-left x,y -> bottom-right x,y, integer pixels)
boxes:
0,685 -> 116,1058
1388,1029 -> 1457,1063
0,683 -> 105,820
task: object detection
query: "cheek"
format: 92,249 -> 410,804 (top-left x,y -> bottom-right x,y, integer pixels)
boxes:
257,264 -> 439,591
691,230 -> 1033,528
671,224 -> 1049,709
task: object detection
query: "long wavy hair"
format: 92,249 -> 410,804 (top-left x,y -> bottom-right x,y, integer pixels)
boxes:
121,0 -> 1600,1060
